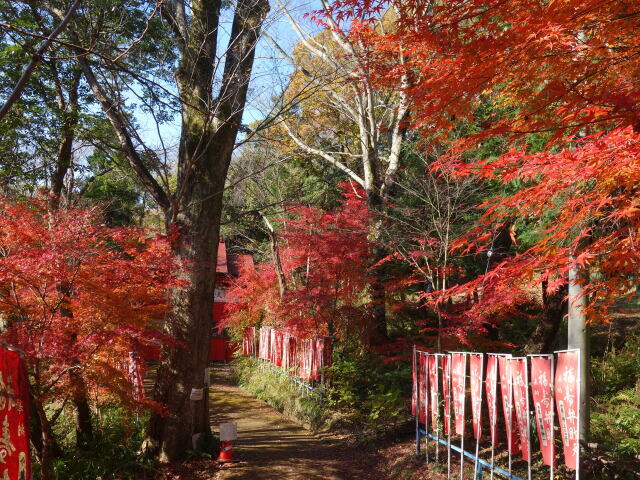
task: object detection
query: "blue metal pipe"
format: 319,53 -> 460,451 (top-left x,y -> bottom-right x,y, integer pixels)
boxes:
418,428 -> 524,480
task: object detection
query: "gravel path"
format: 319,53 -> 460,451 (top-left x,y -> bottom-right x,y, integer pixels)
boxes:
209,365 -> 382,480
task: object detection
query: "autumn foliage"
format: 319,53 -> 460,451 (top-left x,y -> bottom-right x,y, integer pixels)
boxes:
224,184 -> 374,340
0,197 -> 176,410
319,0 -> 640,328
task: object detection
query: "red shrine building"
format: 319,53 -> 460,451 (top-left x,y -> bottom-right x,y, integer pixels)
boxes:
210,240 -> 253,361
141,240 -> 252,362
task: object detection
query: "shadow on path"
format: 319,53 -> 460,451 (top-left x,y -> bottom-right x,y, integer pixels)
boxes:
209,364 -> 382,480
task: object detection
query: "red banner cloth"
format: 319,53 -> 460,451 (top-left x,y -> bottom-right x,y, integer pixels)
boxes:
442,355 -> 451,435
418,353 -> 428,424
0,346 -> 30,480
485,355 -> 499,444
322,338 -> 332,370
531,355 -> 554,467
242,327 -> 255,356
259,327 -> 271,360
451,353 -> 466,435
428,355 -> 439,430
128,351 -> 144,401
274,330 -> 284,367
498,355 -> 520,454
469,353 -> 483,440
269,328 -> 277,364
299,339 -> 313,381
510,357 -> 530,461
287,336 -> 297,373
555,350 -> 580,470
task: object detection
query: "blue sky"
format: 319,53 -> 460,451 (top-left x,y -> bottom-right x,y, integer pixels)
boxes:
136,0 -> 323,155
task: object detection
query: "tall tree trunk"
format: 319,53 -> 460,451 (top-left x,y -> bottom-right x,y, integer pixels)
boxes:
62,0 -> 269,461
50,69 -> 81,209
33,397 -> 56,480
568,260 -> 590,443
367,190 -> 389,342
69,361 -> 93,446
145,0 -> 270,461
524,280 -> 567,354
259,213 -> 286,297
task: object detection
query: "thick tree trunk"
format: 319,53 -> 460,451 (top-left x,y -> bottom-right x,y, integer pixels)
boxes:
146,0 -> 269,461
367,190 -> 389,342
524,280 -> 567,354
33,398 -> 56,480
67,0 -> 268,461
69,362 -> 93,446
147,174 -> 224,460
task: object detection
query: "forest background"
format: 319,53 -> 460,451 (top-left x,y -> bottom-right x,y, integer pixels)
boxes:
0,0 -> 639,478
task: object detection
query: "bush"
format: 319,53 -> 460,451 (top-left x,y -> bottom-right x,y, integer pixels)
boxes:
326,351 -> 411,437
591,332 -> 640,458
43,403 -> 155,480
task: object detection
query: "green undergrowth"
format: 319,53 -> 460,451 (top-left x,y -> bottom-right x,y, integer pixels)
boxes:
326,351 -> 412,442
44,403 -> 156,480
232,350 -> 413,444
591,332 -> 640,460
232,356 -> 329,431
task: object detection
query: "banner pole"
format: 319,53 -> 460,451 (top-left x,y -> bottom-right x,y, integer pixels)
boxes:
525,357 -> 532,480
459,353 -> 466,480
550,354 -> 555,480
489,355 -> 496,480
414,345 -> 420,455
447,354 -> 452,479
435,355 -> 440,463
425,353 -> 430,464
508,356 -> 513,478
576,349 -> 581,480
473,354 -> 484,479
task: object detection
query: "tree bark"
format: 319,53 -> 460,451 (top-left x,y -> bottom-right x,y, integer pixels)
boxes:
145,0 -> 270,461
260,213 -> 287,297
568,260 -> 590,443
524,280 -> 567,354
69,362 -> 93,446
33,397 -> 56,480
50,69 -> 81,209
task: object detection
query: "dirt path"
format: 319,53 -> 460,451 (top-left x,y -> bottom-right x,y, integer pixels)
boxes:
209,365 -> 382,480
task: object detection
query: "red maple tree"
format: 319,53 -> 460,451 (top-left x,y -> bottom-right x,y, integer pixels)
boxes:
0,196 -> 176,471
224,184 -> 374,340
321,0 -> 640,329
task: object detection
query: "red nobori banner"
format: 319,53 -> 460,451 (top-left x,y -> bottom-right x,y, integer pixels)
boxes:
451,353 -> 466,435
0,346 -> 30,480
555,350 -> 580,470
442,354 -> 451,435
485,355 -> 499,444
530,355 -> 554,467
498,355 -> 520,454
418,353 -> 428,424
242,327 -> 255,356
510,357 -> 531,461
469,353 -> 483,440
428,355 -> 439,430
128,351 -> 144,402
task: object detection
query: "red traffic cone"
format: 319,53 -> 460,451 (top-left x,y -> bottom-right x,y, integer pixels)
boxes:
218,440 -> 234,463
